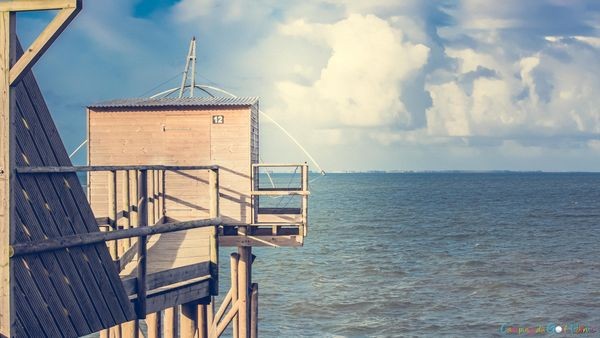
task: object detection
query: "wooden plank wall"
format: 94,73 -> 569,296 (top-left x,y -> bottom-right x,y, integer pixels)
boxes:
88,107 -> 253,224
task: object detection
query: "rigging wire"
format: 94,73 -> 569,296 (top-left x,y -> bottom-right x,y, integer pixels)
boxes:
138,72 -> 183,98
69,139 -> 87,159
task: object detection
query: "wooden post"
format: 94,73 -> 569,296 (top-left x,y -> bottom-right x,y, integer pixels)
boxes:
198,304 -> 208,338
131,170 -> 138,232
146,312 -> 160,338
108,170 -> 118,259
156,169 -> 161,222
209,168 -> 219,295
122,170 -> 131,247
231,253 -> 239,338
238,246 -> 251,338
159,170 -> 165,220
149,170 -> 155,225
164,307 -> 178,338
181,301 -> 198,338
301,164 -> 308,237
121,320 -> 140,338
0,10 -> 15,337
250,283 -> 258,338
136,170 -> 148,319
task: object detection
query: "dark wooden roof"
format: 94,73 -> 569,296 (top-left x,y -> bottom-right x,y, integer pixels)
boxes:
13,46 -> 136,337
88,96 -> 259,109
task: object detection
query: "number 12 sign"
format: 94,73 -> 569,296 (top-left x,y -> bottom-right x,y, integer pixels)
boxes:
212,115 -> 224,124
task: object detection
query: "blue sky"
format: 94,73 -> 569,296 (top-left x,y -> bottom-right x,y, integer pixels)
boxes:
19,0 -> 600,171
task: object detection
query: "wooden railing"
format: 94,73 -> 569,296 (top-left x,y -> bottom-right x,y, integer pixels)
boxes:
251,163 -> 309,238
14,165 -> 221,320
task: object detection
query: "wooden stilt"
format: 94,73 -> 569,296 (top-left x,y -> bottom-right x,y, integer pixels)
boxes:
121,320 -> 139,338
100,330 -> 109,338
164,307 -> 178,338
238,247 -> 251,338
207,298 -> 214,335
231,253 -> 239,338
181,301 -> 198,337
250,283 -> 258,338
146,312 -> 160,338
198,304 -> 208,338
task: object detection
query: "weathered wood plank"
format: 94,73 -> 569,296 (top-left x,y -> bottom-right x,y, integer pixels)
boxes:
19,50 -> 136,325
16,84 -> 118,329
16,164 -> 219,173
136,170 -> 148,319
0,0 -> 77,12
0,11 -> 15,337
126,277 -> 212,316
12,217 -> 220,256
15,131 -> 105,333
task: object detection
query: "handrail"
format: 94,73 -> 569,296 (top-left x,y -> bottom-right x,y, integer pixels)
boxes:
252,163 -> 307,168
15,165 -> 219,173
10,217 -> 222,257
250,190 -> 309,196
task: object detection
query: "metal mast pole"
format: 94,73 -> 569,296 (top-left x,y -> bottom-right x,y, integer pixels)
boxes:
178,37 -> 197,98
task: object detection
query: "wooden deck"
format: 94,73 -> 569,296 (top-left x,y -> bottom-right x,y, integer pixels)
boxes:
120,227 -> 212,277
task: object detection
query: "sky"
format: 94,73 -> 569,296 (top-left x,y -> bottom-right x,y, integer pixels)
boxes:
18,0 -> 600,172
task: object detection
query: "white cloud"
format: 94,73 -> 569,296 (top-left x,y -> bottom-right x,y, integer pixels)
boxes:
276,14 -> 429,129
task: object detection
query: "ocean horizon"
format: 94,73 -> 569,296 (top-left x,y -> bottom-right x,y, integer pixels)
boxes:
232,172 -> 600,337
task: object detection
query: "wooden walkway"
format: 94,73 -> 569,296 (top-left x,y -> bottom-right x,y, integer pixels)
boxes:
120,227 -> 212,277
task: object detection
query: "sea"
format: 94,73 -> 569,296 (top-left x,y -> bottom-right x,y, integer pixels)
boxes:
222,172 -> 600,337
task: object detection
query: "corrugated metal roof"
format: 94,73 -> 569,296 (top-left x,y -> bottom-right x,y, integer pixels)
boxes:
89,96 -> 259,109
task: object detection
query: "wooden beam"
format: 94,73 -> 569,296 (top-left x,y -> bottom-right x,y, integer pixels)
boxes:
219,235 -> 301,248
11,217 -> 221,257
9,1 -> 82,85
251,163 -> 306,168
16,164 -> 219,173
250,190 -> 309,196
0,10 -> 15,338
0,0 -> 77,12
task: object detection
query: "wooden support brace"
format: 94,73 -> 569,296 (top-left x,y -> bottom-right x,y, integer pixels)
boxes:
215,301 -> 240,338
0,10 -> 15,338
0,0 -> 78,12
6,0 -> 82,85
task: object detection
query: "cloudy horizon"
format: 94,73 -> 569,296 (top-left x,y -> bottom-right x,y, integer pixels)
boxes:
20,0 -> 600,172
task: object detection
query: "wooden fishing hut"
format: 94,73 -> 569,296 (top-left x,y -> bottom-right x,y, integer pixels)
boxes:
0,1 -> 309,337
